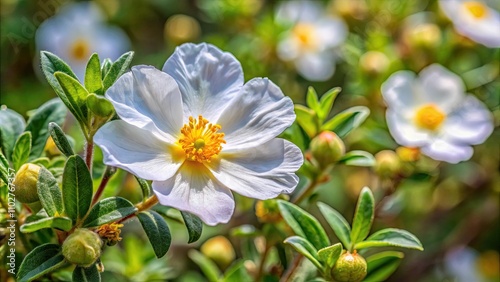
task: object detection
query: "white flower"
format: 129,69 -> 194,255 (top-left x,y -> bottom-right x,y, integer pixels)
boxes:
94,43 -> 303,225
439,0 -> 500,47
36,2 -> 130,81
275,0 -> 348,81
382,64 -> 493,164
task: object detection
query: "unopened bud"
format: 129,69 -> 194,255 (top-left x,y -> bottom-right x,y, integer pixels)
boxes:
406,23 -> 441,48
359,51 -> 390,75
164,15 -> 201,44
44,136 -> 61,157
332,251 -> 367,282
374,150 -> 401,178
62,229 -> 103,267
13,164 -> 41,203
200,236 -> 235,269
255,199 -> 282,223
310,131 -> 345,168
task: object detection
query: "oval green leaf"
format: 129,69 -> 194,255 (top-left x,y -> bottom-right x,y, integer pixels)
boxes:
284,236 -> 323,271
20,216 -> 72,233
73,264 -> 101,282
55,71 -> 89,125
137,210 -> 171,258
84,53 -> 103,94
295,105 -> 320,138
355,228 -> 424,251
321,106 -> 369,138
102,51 -> 134,92
350,187 -> 374,246
17,243 -> 65,282
338,150 -> 376,167
317,202 -> 351,250
181,211 -> 203,243
12,131 -> 32,171
317,243 -> 343,272
37,166 -> 63,217
83,197 -> 137,227
318,87 -> 341,122
365,251 -> 404,282
278,200 -> 330,250
48,122 -> 74,157
62,155 -> 93,222
0,108 -> 26,161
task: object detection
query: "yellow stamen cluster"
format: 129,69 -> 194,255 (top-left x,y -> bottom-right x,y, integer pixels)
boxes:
464,1 -> 488,19
414,104 -> 446,131
293,23 -> 319,51
179,115 -> 226,163
96,223 -> 123,246
70,39 -> 90,61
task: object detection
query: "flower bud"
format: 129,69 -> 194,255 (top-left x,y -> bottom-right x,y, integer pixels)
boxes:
396,146 -> 421,162
310,131 -> 345,168
164,15 -> 201,44
374,150 -> 401,178
331,251 -> 367,282
62,229 -> 103,267
406,23 -> 441,48
44,136 -> 61,157
200,236 -> 235,269
359,51 -> 390,76
255,199 -> 281,223
13,164 -> 41,203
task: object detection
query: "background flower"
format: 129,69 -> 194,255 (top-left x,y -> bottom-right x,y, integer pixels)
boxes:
35,2 -> 130,81
275,0 -> 348,81
382,64 -> 493,163
95,43 -> 303,225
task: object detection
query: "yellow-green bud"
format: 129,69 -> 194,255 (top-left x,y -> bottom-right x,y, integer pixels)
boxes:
407,23 -> 441,48
200,236 -> 235,269
310,131 -> 345,168
62,229 -> 103,267
13,164 -> 41,203
332,251 -> 367,282
374,150 -> 401,178
359,51 -> 390,76
255,199 -> 282,223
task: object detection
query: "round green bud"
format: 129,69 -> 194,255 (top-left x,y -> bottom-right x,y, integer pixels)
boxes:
332,251 -> 367,282
201,236 -> 235,269
13,163 -> 41,203
62,229 -> 103,267
374,150 -> 401,178
310,131 -> 345,168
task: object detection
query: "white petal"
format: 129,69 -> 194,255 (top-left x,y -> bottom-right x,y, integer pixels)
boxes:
421,139 -> 473,164
277,36 -> 301,61
57,2 -> 104,26
316,18 -> 348,48
162,43 -> 244,122
152,162 -> 234,226
441,95 -> 494,145
94,120 -> 183,181
207,139 -> 303,199
105,66 -> 184,143
381,70 -> 420,113
295,52 -> 336,81
386,110 -> 431,147
419,64 -> 465,112
217,78 -> 295,151
275,0 -> 323,23
90,26 -> 131,61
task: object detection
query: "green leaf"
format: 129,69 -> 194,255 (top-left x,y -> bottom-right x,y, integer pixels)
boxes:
73,264 -> 101,282
17,243 -> 66,282
137,210 -> 172,258
40,51 -> 80,116
188,249 -> 221,282
20,216 -> 72,233
306,86 -> 320,113
37,166 -> 63,217
284,236 -> 323,270
83,197 -> 137,228
48,122 -> 74,157
84,53 -> 103,94
365,251 -> 404,282
295,104 -> 320,138
135,176 -> 151,200
317,243 -> 343,271
86,93 -> 114,118
318,87 -> 341,122
55,71 -> 89,125
12,131 -> 32,171
25,99 -> 67,160
355,228 -> 424,251
102,51 -> 134,92
317,202 -> 351,250
278,200 -> 330,250
181,211 -> 203,243
0,108 -> 25,160
223,260 -> 252,282
321,106 -> 369,138
338,150 -> 376,167
0,151 -> 9,184
101,58 -> 113,80
350,187 -> 375,246
62,155 -> 93,222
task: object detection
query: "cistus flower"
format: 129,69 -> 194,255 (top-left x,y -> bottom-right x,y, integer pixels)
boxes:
439,0 -> 500,48
35,2 -> 130,81
275,0 -> 348,81
94,43 -> 303,225
382,64 -> 493,164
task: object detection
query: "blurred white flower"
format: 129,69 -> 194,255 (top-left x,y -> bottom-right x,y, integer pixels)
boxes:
94,43 -> 303,225
382,64 -> 493,164
275,0 -> 347,81
36,2 -> 130,81
439,0 -> 500,47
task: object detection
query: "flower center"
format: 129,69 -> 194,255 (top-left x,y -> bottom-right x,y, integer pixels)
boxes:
414,104 -> 446,131
179,115 -> 226,163
292,23 -> 318,50
70,39 -> 90,61
464,1 -> 488,19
